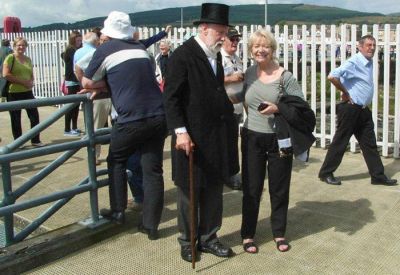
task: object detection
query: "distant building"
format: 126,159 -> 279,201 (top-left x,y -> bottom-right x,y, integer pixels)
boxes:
3,16 -> 22,33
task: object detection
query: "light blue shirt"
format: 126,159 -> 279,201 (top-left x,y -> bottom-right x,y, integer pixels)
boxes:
329,52 -> 373,106
73,43 -> 96,68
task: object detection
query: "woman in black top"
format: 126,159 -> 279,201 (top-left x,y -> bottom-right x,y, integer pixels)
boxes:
61,30 -> 82,136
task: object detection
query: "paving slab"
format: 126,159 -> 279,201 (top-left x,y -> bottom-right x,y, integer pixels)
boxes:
1,106 -> 399,274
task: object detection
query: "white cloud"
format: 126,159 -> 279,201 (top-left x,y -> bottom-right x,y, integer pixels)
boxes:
0,0 -> 398,27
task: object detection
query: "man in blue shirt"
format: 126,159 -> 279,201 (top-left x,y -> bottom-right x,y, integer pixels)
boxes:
319,35 -> 397,186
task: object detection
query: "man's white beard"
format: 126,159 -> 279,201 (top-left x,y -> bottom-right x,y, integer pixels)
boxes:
208,42 -> 222,56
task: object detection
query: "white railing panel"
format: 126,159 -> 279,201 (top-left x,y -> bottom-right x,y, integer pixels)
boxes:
1,24 -> 399,157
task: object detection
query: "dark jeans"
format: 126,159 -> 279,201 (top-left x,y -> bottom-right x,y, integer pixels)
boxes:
7,91 -> 41,143
319,102 -> 385,179
107,115 -> 167,230
241,128 -> 292,239
64,85 -> 80,132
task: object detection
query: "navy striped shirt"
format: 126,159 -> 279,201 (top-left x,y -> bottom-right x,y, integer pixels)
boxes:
84,39 -> 164,124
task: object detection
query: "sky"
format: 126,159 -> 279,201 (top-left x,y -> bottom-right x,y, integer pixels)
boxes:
1,0 -> 399,27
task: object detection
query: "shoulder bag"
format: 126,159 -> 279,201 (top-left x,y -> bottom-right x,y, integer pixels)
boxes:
0,54 -> 16,98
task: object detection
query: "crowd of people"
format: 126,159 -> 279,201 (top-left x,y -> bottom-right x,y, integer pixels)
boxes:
1,2 -> 398,264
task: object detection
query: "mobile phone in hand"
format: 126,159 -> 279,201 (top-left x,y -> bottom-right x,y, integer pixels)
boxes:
257,102 -> 269,111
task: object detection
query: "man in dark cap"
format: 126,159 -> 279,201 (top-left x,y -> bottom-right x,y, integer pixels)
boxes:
221,27 -> 244,190
164,3 -> 239,262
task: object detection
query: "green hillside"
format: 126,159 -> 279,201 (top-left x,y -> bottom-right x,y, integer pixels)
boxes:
17,4 -> 398,32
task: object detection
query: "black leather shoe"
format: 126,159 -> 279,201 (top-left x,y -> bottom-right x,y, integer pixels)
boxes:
181,245 -> 196,262
138,223 -> 159,240
371,177 -> 398,186
198,241 -> 233,258
320,175 -> 341,185
100,208 -> 125,224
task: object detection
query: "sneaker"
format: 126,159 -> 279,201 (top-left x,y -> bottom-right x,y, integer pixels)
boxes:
70,129 -> 81,135
31,142 -> 45,147
64,130 -> 80,137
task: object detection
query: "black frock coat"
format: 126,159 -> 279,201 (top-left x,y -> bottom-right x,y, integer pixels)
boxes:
163,37 -> 239,188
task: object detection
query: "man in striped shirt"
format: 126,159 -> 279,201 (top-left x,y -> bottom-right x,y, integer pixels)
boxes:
80,11 -> 167,240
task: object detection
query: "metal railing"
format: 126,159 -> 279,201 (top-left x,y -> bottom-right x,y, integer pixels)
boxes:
0,94 -> 110,246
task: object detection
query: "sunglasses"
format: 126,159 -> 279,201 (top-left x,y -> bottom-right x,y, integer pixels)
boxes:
229,37 -> 240,42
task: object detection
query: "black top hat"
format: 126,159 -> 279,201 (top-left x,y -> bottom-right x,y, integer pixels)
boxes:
193,3 -> 231,26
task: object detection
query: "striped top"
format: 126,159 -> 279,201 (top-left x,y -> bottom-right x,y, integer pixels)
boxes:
84,39 -> 164,124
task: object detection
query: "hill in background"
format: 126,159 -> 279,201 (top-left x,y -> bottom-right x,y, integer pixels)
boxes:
12,4 -> 400,32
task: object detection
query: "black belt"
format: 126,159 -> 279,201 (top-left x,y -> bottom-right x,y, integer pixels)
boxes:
347,101 -> 367,109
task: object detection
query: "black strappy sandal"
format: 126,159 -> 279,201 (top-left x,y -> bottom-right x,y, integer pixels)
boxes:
243,242 -> 258,254
275,239 -> 290,252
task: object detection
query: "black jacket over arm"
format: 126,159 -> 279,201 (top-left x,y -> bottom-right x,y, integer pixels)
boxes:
275,95 -> 316,158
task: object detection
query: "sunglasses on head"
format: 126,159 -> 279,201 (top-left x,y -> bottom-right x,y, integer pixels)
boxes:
229,37 -> 240,42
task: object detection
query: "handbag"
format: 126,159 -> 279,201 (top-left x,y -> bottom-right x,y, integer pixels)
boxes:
60,78 -> 68,95
0,54 -> 15,98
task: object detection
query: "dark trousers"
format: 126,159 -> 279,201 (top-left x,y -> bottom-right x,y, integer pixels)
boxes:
107,115 -> 167,230
177,182 -> 223,247
7,91 -> 41,143
319,102 -> 385,180
64,85 -> 80,132
240,128 -> 292,239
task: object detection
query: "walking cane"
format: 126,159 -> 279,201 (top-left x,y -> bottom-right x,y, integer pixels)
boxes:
189,150 -> 196,269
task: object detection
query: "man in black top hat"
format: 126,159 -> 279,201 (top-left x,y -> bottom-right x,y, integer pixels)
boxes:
164,3 -> 239,262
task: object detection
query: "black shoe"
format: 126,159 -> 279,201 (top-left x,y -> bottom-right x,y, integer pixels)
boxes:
198,241 -> 233,258
138,223 -> 159,240
225,174 -> 242,190
320,175 -> 341,185
371,177 -> 398,186
100,208 -> 125,224
181,245 -> 197,262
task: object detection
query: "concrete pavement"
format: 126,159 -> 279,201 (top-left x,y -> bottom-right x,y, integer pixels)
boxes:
1,106 -> 399,274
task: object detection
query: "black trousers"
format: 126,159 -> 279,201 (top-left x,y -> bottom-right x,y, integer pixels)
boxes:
64,85 -> 80,132
177,182 -> 223,247
107,115 -> 167,230
240,128 -> 292,239
7,91 -> 41,143
319,102 -> 385,180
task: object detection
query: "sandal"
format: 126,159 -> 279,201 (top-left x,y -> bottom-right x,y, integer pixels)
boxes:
243,242 -> 258,254
275,239 -> 290,252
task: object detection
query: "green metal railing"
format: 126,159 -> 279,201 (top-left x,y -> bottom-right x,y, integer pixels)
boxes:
0,94 -> 111,246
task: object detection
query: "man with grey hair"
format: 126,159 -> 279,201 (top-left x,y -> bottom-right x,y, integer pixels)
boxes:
319,34 -> 397,186
74,31 -> 111,166
73,32 -> 99,67
221,27 -> 244,190
164,3 -> 239,262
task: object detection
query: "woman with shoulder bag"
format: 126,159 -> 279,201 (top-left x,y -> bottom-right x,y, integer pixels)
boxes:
232,29 -> 305,254
2,37 -> 43,147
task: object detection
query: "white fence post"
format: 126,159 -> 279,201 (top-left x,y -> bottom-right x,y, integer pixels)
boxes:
1,24 -> 399,158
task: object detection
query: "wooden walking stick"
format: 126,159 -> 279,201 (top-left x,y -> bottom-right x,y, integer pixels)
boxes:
189,149 -> 196,269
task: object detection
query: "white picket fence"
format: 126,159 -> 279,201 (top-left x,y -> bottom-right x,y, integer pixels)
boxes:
1,24 -> 399,158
